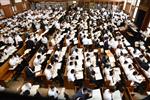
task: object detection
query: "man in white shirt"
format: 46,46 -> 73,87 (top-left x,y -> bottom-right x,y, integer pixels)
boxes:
115,47 -> 122,56
15,34 -> 23,48
85,58 -> 92,68
67,61 -> 75,71
54,21 -> 60,30
44,65 -> 52,80
20,82 -> 32,95
127,71 -> 144,84
35,22 -> 41,31
82,35 -> 89,46
103,89 -> 112,100
9,53 -> 21,69
33,55 -> 44,72
7,35 -> 14,45
67,69 -> 75,82
48,85 -> 59,99
109,38 -> 118,49
41,35 -> 48,48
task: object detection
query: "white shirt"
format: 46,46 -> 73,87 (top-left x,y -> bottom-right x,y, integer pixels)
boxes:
0,85 -> 5,91
104,67 -> 111,76
106,75 -> 116,86
51,64 -> 58,79
127,72 -> 144,84
113,71 -> 121,83
103,89 -> 112,100
72,51 -> 78,57
36,23 -> 40,30
109,39 -> 118,49
4,45 -> 16,55
48,87 -> 59,99
9,58 -> 17,67
54,21 -> 60,29
33,57 -> 41,67
67,63 -> 75,71
58,88 -> 65,100
44,68 -> 52,80
112,90 -> 122,100
119,56 -> 125,64
115,48 -> 121,56
20,82 -> 32,94
15,35 -> 23,44
8,36 -> 14,45
85,61 -> 92,67
41,36 -> 48,44
33,54 -> 45,67
82,37 -> 89,45
9,55 -> 21,67
125,57 -> 133,64
67,69 -> 75,82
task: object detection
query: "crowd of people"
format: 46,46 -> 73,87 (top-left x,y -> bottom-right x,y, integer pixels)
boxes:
0,3 -> 150,100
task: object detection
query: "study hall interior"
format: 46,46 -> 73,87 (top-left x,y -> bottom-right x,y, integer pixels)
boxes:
0,0 -> 150,100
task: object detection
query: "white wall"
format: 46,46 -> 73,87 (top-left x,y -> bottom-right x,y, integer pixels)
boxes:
15,0 -> 22,3
0,0 -> 10,5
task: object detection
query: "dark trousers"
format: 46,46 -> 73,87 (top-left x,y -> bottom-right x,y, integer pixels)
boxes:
18,41 -> 23,48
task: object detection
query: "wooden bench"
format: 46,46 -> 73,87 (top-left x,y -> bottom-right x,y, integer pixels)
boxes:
0,44 -> 26,84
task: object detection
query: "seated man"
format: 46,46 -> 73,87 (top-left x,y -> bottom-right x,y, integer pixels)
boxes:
26,35 -> 36,51
67,69 -> 75,82
13,56 -> 28,80
58,88 -> 70,100
9,53 -> 22,69
127,71 -> 145,85
25,65 -> 36,81
20,82 -> 41,96
7,35 -> 14,45
41,35 -> 48,49
20,82 -> 32,95
48,85 -> 59,100
82,35 -> 89,46
15,33 -> 23,48
73,87 -> 92,100
33,55 -> 45,72
44,65 -> 52,80
103,89 -> 112,100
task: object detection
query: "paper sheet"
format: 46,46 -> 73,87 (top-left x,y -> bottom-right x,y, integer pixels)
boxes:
30,85 -> 40,96
88,89 -> 102,100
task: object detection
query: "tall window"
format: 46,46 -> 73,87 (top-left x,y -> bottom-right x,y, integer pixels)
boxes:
136,0 -> 141,6
12,6 -> 17,14
147,22 -> 150,34
0,9 -> 5,19
148,22 -> 150,28
132,0 -> 137,6
132,0 -> 140,21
